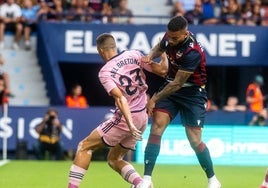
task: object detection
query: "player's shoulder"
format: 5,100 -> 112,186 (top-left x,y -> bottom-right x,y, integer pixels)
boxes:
124,49 -> 143,54
122,49 -> 144,59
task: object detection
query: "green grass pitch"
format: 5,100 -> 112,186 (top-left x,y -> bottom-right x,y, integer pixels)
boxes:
0,160 -> 266,188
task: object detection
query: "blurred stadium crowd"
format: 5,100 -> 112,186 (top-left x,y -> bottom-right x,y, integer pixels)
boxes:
0,0 -> 267,50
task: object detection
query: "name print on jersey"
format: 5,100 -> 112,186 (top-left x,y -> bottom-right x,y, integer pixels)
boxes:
111,58 -> 140,78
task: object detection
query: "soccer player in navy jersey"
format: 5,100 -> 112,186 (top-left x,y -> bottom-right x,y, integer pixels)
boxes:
139,16 -> 221,188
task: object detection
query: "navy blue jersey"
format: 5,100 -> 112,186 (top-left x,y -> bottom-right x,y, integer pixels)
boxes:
159,31 -> 207,86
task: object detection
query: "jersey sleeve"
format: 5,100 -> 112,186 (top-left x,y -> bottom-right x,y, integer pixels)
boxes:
180,50 -> 201,72
159,33 -> 168,50
132,49 -> 153,73
98,69 -> 117,95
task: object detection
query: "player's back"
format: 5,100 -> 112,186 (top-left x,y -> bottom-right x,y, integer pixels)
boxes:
99,50 -> 148,111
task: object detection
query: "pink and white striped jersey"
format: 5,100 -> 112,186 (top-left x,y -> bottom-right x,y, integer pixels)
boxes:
99,50 -> 152,111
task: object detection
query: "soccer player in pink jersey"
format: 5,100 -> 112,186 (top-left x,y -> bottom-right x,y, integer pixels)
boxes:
67,33 -> 167,188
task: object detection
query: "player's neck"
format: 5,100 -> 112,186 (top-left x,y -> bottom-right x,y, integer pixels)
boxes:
105,52 -> 118,62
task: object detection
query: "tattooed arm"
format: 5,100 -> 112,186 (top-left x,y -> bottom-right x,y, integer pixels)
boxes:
147,70 -> 192,116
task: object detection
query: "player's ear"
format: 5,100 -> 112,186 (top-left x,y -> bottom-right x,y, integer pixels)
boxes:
97,47 -> 103,54
184,31 -> 188,38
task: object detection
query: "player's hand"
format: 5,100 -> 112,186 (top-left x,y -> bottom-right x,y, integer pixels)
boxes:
141,55 -> 152,64
146,97 -> 156,117
129,123 -> 142,141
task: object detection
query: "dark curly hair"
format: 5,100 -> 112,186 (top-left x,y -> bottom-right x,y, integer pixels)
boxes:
167,16 -> 188,32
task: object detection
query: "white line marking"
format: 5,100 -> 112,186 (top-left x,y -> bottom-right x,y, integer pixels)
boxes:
0,159 -> 10,167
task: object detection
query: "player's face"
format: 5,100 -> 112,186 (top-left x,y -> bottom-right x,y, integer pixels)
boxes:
166,29 -> 188,46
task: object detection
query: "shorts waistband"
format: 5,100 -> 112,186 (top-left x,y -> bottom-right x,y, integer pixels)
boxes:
131,107 -> 146,113
165,79 -> 205,89
115,107 -> 146,114
182,82 -> 206,89
182,82 -> 194,87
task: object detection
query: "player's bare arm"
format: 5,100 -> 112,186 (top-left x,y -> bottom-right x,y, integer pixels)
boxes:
149,42 -> 165,59
109,87 -> 142,140
147,70 -> 192,116
142,42 -> 164,63
152,70 -> 192,102
150,53 -> 168,77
